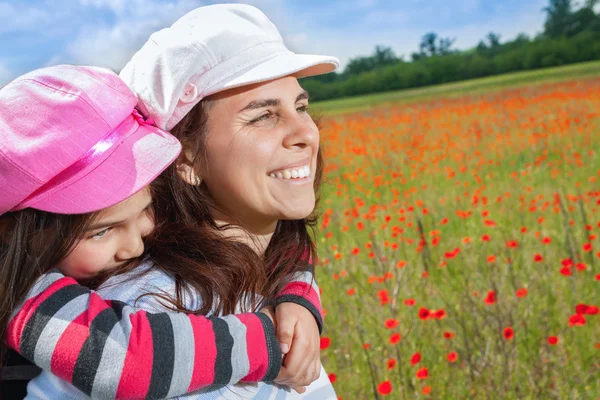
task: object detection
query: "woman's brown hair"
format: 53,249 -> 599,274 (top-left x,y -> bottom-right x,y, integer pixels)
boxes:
141,99 -> 324,316
0,209 -> 96,366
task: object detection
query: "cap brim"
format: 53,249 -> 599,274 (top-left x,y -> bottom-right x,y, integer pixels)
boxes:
28,124 -> 181,214
214,53 -> 339,95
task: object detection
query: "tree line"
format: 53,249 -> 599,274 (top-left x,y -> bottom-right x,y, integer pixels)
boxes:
302,0 -> 600,101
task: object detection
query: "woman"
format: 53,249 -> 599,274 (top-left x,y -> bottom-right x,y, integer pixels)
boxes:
7,4 -> 339,399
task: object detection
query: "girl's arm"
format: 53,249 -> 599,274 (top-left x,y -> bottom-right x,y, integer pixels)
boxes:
6,271 -> 282,399
274,263 -> 323,333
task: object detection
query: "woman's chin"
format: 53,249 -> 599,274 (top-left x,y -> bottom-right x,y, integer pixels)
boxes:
277,202 -> 316,221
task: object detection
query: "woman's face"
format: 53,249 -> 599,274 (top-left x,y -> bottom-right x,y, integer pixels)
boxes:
201,76 -> 319,232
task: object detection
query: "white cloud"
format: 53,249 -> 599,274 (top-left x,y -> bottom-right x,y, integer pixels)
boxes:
64,0 -> 205,71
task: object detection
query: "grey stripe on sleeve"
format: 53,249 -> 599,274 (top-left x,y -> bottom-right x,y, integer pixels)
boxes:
166,314 -> 195,398
32,293 -> 90,371
221,315 -> 250,384
89,308 -> 132,399
10,271 -> 65,321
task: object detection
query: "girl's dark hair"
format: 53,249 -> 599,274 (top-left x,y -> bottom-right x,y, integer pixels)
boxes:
0,209 -> 96,367
141,99 -> 324,316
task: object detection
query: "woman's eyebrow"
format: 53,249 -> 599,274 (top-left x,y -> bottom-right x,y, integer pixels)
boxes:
239,98 -> 279,112
297,90 -> 309,102
239,90 -> 311,112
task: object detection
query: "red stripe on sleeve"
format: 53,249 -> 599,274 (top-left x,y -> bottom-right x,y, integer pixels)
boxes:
6,277 -> 75,352
237,314 -> 268,382
115,310 -> 153,399
276,282 -> 322,316
49,294 -> 108,382
187,316 -> 217,391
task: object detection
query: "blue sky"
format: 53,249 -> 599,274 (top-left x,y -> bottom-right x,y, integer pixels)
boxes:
0,0 -> 560,85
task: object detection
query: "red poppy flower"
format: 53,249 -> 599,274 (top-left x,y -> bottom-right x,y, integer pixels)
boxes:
362,343 -> 371,349
385,319 -> 400,329
351,247 -> 360,255
377,381 -> 392,395
484,290 -> 496,305
568,314 -> 586,326
481,234 -> 491,242
560,267 -> 572,276
389,333 -> 402,345
418,308 -> 430,320
443,331 -> 455,339
320,337 -> 331,349
328,373 -> 337,383
404,298 -> 416,306
516,288 -> 528,298
561,258 -> 573,267
447,351 -> 458,363
432,309 -> 446,319
377,289 -> 390,305
444,247 -> 460,258
422,386 -> 431,395
576,263 -> 586,271
583,243 -> 592,252
416,367 -> 429,379
487,255 -> 496,263
534,254 -> 543,262
410,352 -> 421,365
346,288 -> 356,296
575,304 -> 598,315
547,336 -> 559,345
484,219 -> 496,227
386,358 -> 397,370
506,240 -> 518,248
542,237 -> 551,244
503,327 -> 514,340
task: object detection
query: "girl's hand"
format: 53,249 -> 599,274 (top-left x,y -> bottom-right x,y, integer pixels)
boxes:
272,303 -> 322,393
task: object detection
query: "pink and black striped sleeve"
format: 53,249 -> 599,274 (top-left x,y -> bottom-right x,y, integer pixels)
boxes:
274,260 -> 324,333
6,271 -> 282,399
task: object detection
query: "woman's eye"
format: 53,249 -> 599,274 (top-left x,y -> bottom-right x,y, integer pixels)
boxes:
250,112 -> 273,123
297,104 -> 309,113
91,228 -> 110,240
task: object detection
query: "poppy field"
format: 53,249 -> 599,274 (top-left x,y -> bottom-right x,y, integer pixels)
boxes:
316,77 -> 600,399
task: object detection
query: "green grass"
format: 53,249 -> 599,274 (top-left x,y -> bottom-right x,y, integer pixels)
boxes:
317,75 -> 600,399
311,60 -> 600,115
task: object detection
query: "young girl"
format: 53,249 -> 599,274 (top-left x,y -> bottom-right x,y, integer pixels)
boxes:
1,64 -> 327,399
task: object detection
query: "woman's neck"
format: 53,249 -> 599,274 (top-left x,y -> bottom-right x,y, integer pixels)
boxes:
211,211 -> 277,255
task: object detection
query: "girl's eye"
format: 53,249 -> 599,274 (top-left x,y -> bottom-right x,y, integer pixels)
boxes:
90,228 -> 110,240
297,104 -> 308,113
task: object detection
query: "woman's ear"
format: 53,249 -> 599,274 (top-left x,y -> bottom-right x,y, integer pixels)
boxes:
175,151 -> 201,186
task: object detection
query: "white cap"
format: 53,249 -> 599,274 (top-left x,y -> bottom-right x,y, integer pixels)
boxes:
120,3 -> 339,131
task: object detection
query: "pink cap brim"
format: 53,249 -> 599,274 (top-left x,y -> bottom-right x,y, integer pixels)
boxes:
26,124 -> 181,214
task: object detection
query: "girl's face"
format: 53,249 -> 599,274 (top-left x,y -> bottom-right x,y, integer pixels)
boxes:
56,187 -> 154,279
200,76 -> 319,232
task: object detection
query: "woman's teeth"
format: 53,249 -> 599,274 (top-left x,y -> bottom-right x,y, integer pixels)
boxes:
269,165 -> 311,180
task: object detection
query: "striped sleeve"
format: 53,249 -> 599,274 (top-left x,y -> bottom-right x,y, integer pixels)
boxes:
5,272 -> 282,399
274,262 -> 324,334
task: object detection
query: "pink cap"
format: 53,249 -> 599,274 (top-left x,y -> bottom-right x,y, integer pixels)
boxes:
0,65 -> 181,215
